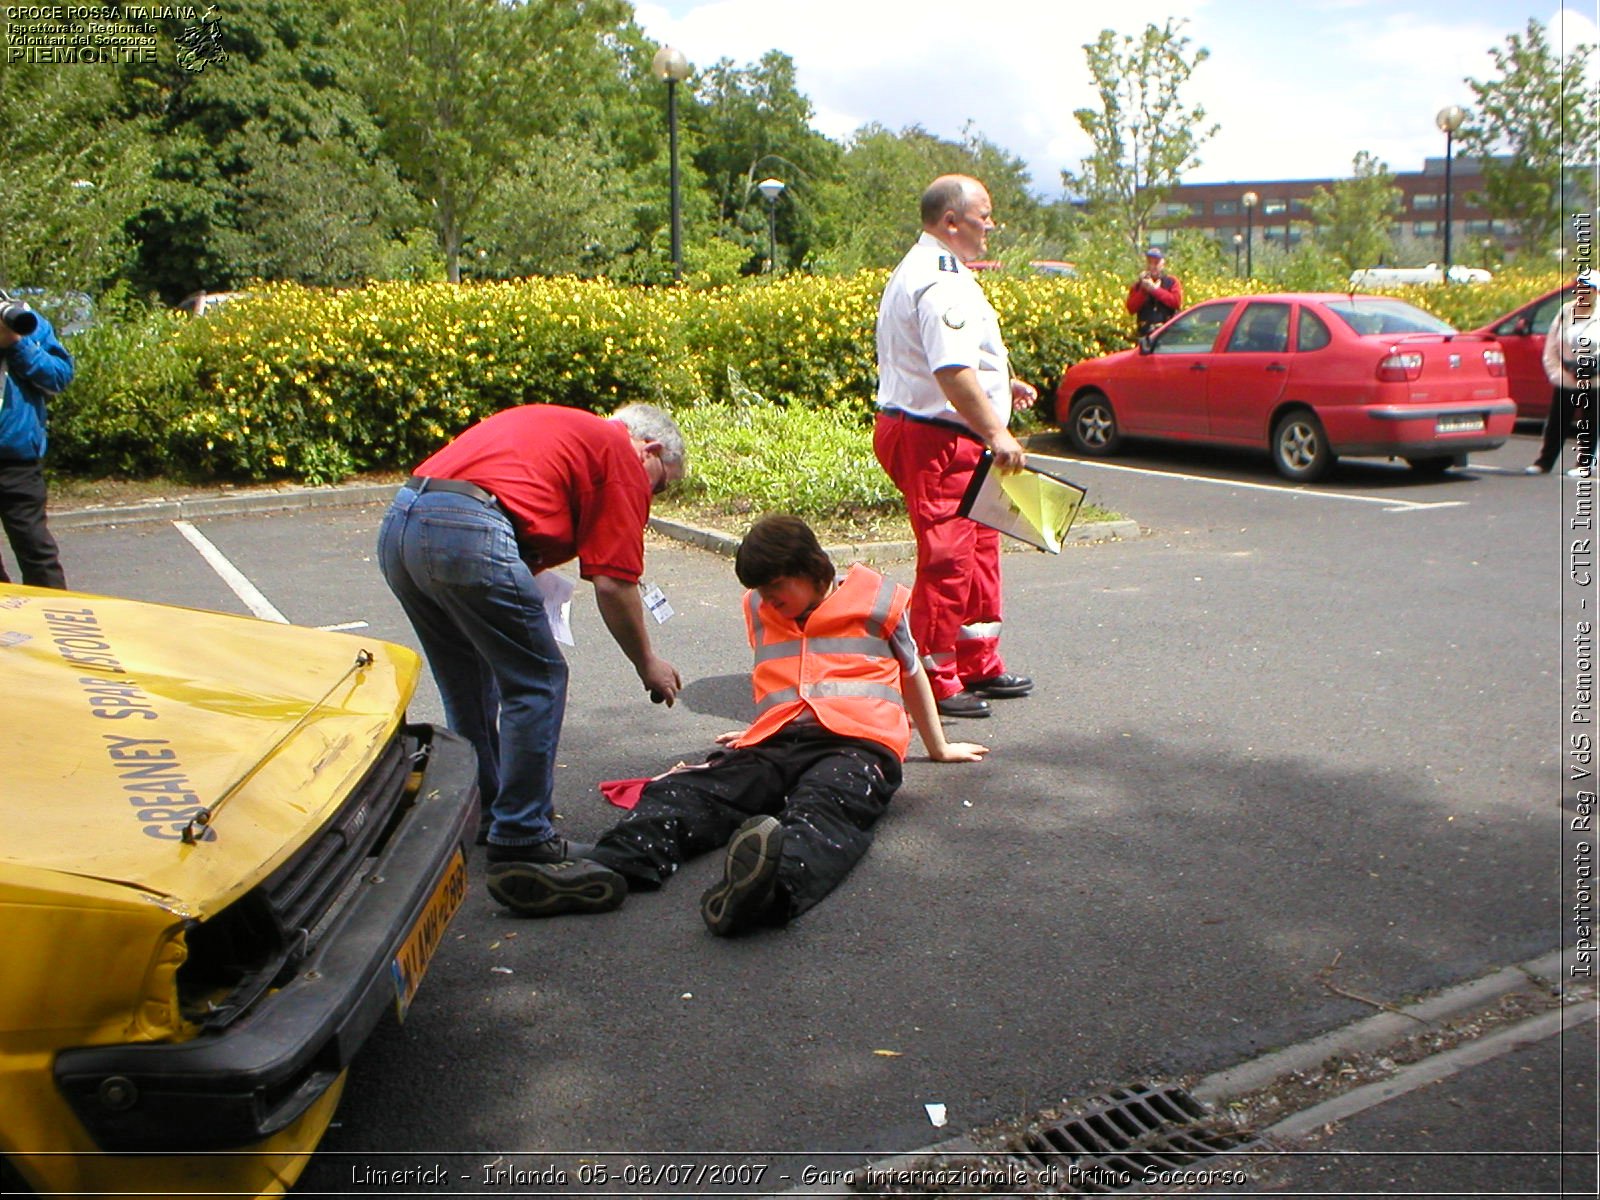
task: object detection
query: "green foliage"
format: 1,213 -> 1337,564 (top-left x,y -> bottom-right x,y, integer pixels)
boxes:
1306,152 -> 1403,273
350,0 -> 631,282
1458,19 -> 1598,255
671,391 -> 900,520
56,267 -> 1564,490
48,310 -> 205,476
1064,20 -> 1220,256
0,44 -> 155,293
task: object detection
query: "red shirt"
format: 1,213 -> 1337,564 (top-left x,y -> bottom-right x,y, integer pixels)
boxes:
415,405 -> 650,582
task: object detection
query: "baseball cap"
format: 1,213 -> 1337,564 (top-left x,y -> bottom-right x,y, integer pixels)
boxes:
1145,247 -> 1165,259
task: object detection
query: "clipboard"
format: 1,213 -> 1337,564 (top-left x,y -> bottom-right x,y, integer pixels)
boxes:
957,451 -> 1088,554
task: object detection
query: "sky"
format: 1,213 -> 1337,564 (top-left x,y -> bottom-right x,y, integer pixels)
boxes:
632,0 -> 1599,196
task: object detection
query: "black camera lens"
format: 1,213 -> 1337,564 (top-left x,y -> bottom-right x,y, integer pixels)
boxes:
1,300 -> 38,336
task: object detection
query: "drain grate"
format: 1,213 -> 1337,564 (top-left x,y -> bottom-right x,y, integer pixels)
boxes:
1005,1083 -> 1260,1194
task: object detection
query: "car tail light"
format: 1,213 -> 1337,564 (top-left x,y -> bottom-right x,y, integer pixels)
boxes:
1376,351 -> 1423,382
1483,346 -> 1506,376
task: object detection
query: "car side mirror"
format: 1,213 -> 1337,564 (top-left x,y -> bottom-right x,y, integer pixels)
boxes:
1137,335 -> 1154,355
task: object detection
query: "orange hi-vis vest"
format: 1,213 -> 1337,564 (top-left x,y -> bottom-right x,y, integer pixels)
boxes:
735,564 -> 913,760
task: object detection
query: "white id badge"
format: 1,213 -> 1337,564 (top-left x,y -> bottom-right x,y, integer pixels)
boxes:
641,583 -> 675,624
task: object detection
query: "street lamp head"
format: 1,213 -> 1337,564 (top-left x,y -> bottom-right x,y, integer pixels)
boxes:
757,178 -> 786,203
651,45 -> 691,83
1232,233 -> 1243,245
1241,191 -> 1258,209
1435,105 -> 1466,135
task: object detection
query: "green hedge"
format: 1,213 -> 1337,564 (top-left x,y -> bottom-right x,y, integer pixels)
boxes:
49,268 -> 1564,487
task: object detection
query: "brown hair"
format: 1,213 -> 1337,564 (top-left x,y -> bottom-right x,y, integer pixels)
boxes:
734,515 -> 834,590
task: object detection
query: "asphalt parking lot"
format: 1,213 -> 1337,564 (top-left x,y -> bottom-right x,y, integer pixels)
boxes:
46,426 -> 1594,1195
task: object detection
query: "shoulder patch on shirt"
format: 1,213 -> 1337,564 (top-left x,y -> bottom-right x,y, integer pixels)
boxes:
941,305 -> 967,330
938,255 -> 959,273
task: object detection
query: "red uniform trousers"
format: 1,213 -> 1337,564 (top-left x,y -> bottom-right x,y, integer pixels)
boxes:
873,411 -> 1005,700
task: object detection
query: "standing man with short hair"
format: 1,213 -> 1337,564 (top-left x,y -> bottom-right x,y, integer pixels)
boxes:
873,174 -> 1037,720
377,403 -> 686,894
0,305 -> 74,589
1126,247 -> 1183,338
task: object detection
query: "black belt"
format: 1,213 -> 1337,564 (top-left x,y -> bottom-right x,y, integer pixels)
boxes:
405,475 -> 498,505
877,408 -> 983,441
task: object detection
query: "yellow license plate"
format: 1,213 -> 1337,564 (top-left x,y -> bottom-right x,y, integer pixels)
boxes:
391,847 -> 467,1021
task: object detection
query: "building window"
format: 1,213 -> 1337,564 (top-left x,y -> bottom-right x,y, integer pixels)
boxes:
1263,199 -> 1287,215
1465,219 -> 1495,235
1413,220 -> 1439,236
1213,199 -> 1240,216
1412,193 -> 1441,211
1289,199 -> 1311,215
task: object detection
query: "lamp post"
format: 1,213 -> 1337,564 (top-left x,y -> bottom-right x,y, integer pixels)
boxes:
651,46 -> 691,283
757,177 -> 785,273
1436,105 -> 1466,281
1242,191 -> 1258,278
1232,233 -> 1243,275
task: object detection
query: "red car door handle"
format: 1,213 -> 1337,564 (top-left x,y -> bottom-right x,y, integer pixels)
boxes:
1266,363 -> 1287,372
1190,363 -> 1206,371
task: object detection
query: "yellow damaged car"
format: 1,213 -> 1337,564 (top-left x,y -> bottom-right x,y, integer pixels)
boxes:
0,584 -> 477,1197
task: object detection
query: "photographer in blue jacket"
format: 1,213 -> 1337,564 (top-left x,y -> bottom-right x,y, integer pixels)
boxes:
0,296 -> 74,588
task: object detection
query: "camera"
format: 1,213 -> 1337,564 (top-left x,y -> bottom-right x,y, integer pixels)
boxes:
0,290 -> 39,336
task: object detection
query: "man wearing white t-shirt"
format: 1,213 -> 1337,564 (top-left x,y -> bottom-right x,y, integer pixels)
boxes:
873,175 -> 1038,719
1529,275 -> 1598,476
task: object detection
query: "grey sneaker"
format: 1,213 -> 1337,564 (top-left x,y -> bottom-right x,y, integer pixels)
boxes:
701,816 -> 783,936
487,858 -> 626,917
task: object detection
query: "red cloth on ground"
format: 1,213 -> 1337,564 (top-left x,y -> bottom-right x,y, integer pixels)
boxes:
599,777 -> 652,810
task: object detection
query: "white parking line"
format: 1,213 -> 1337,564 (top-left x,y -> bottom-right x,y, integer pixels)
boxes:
172,520 -> 289,623
1054,458 -> 1467,512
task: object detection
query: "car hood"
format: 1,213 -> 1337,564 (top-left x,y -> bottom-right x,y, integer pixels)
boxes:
1,585 -> 420,917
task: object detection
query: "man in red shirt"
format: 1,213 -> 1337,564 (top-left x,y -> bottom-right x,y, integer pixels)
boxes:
1126,247 -> 1183,338
377,403 -> 685,881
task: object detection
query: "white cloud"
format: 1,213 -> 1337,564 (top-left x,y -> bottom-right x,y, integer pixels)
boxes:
633,1 -> 1589,195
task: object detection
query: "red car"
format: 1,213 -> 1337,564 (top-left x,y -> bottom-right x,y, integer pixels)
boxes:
1054,292 -> 1516,482
1470,284 -> 1573,421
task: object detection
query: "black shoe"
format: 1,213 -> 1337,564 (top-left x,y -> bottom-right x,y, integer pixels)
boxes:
487,858 -> 627,917
485,836 -> 592,866
936,690 -> 992,718
966,672 -> 1034,698
701,816 -> 783,936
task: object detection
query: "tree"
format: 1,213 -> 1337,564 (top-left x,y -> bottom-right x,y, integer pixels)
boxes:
118,0 -> 412,299
1062,19 -> 1219,257
812,123 -> 1054,272
351,0 -> 628,282
1457,18 -> 1598,256
687,51 -> 842,271
0,52 -> 154,294
1307,152 -> 1403,272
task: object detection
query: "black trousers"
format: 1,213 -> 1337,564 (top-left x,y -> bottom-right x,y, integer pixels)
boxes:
1536,386 -> 1594,472
0,459 -> 65,588
589,725 -> 901,923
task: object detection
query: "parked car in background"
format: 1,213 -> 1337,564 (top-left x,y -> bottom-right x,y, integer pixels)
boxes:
4,288 -> 96,336
967,260 -> 1079,278
174,290 -> 251,317
1470,283 -> 1573,422
1349,264 -> 1493,287
1054,292 -> 1516,482
0,584 -> 477,1198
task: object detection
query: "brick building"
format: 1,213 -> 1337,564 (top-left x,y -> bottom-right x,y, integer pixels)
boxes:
1151,157 -> 1520,264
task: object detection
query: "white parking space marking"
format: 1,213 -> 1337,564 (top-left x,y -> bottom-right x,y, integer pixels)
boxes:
318,621 -> 370,632
172,520 -> 289,623
1054,458 -> 1467,513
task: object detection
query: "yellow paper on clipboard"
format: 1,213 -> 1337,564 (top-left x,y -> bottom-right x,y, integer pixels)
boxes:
957,451 -> 1088,553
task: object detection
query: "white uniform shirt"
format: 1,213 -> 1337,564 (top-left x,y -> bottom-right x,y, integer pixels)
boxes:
875,232 -> 1011,432
1544,296 -> 1600,391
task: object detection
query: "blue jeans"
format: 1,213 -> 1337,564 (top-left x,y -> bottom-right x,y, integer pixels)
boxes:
377,486 -> 567,846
